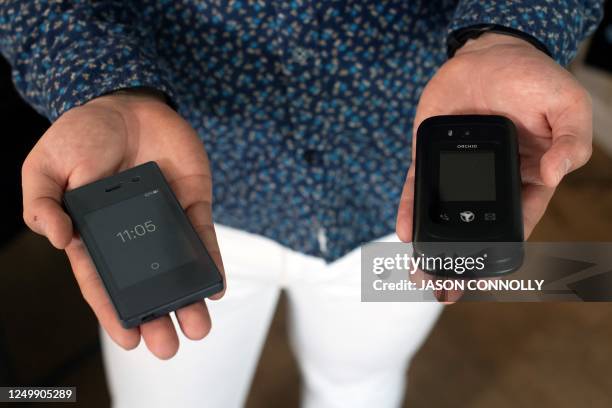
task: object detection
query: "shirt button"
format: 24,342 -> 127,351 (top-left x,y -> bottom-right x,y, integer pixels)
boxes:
317,227 -> 328,255
292,47 -> 311,64
303,149 -> 323,166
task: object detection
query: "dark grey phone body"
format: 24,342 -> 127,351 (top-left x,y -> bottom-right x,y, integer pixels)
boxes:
63,162 -> 223,328
412,115 -> 524,277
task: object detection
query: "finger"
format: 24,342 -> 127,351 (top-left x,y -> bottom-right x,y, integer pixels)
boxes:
65,239 -> 141,349
199,223 -> 226,300
409,268 -> 462,304
542,90 -> 593,187
140,315 -> 180,360
175,301 -> 212,340
396,164 -> 416,242
22,160 -> 73,249
521,183 -> 555,238
435,287 -> 463,304
183,199 -> 226,299
540,134 -> 592,187
154,157 -> 226,301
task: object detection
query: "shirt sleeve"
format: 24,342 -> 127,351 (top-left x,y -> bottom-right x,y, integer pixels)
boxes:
448,0 -> 604,66
0,1 -> 176,121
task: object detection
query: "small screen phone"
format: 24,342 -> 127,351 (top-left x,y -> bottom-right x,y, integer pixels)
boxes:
63,161 -> 223,328
412,115 -> 524,277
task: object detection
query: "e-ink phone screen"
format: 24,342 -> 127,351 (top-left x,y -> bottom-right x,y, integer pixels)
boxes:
84,190 -> 197,289
439,151 -> 496,202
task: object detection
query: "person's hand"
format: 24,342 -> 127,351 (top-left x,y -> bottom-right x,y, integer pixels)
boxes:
397,33 -> 592,242
22,89 -> 225,359
396,34 -> 592,302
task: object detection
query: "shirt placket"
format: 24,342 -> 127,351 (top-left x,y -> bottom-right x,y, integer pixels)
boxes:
270,1 -> 331,256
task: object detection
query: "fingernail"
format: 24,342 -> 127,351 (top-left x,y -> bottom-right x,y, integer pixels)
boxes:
557,158 -> 572,183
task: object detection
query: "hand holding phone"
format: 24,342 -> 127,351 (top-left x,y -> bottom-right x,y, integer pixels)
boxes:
397,33 -> 592,248
21,91 -> 224,359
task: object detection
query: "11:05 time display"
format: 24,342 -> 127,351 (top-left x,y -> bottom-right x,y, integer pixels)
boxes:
116,220 -> 157,243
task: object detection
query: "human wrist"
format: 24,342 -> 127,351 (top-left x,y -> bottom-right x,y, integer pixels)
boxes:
454,33 -> 540,57
84,87 -> 168,113
110,87 -> 168,104
79,87 -> 173,128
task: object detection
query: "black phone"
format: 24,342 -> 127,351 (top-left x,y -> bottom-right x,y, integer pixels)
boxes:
63,161 -> 223,328
412,115 -> 524,277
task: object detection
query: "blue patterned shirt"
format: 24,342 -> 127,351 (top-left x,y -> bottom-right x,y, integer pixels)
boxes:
0,1 -> 602,261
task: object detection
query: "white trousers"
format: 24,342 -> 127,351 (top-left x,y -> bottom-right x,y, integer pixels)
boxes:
101,225 -> 443,408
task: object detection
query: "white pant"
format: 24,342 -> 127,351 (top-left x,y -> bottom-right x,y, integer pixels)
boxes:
101,225 -> 443,408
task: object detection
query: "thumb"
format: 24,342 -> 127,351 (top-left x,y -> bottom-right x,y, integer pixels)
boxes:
541,91 -> 593,187
22,159 -> 73,249
540,134 -> 592,187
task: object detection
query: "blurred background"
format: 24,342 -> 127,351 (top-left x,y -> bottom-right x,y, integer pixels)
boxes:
1,4 -> 612,407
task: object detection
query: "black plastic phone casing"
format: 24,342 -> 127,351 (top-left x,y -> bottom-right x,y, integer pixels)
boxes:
412,115 -> 524,277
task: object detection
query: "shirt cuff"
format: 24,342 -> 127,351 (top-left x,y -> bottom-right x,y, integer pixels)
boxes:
448,0 -> 604,66
447,24 -> 553,59
41,44 -> 177,121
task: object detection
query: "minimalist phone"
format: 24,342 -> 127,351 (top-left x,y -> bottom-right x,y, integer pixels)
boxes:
63,161 -> 223,328
412,115 -> 524,276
